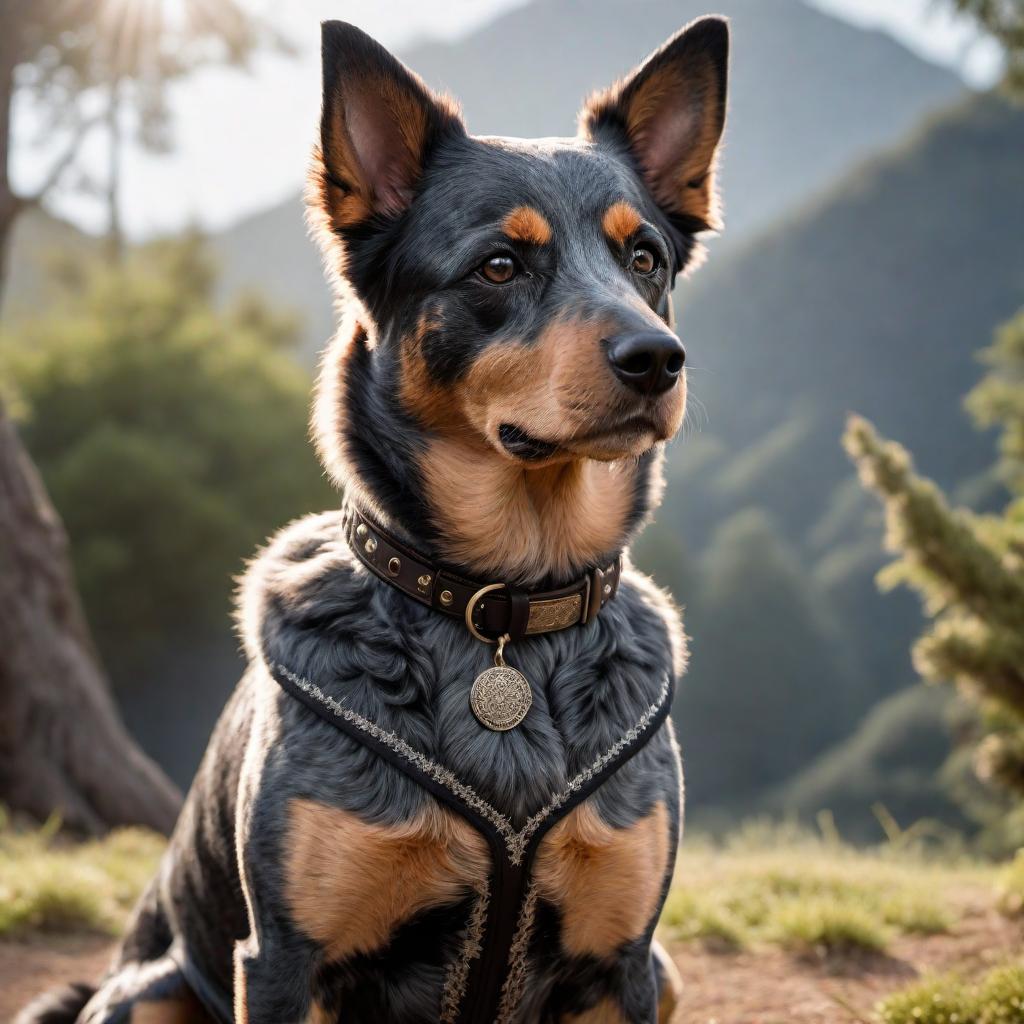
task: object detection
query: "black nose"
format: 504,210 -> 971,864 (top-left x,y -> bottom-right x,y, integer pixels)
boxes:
606,331 -> 686,395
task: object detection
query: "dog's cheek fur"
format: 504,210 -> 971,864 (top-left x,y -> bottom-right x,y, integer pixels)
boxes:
312,311 -> 366,491
407,316 -> 646,580
398,311 -> 466,434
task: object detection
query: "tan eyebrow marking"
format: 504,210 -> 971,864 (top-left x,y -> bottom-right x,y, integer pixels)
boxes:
602,200 -> 644,247
501,205 -> 553,245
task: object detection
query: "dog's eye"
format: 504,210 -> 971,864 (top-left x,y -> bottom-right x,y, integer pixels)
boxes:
630,246 -> 658,275
479,255 -> 517,284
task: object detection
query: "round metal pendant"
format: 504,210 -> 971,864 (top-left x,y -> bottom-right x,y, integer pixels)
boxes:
470,666 -> 532,732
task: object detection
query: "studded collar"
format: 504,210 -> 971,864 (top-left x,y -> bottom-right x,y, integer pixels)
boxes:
346,507 -> 622,643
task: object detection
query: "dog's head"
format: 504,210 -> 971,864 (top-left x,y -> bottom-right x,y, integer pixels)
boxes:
311,20 -> 728,578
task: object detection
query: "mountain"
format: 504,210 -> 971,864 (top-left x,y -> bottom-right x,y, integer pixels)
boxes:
660,90 -> 1024,822
767,684 -> 969,841
2,2 -> 1007,818
210,0 -> 964,359
667,91 -> 1024,532
1,207 -> 97,321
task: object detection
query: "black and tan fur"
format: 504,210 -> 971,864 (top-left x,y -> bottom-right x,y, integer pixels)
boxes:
18,16 -> 728,1024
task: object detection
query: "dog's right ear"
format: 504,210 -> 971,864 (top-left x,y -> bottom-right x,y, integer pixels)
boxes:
312,22 -> 463,236
578,18 -> 729,235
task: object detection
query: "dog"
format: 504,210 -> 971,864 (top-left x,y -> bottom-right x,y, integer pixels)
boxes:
18,16 -> 728,1024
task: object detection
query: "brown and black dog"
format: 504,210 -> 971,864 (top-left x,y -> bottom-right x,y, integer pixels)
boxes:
19,16 -> 728,1024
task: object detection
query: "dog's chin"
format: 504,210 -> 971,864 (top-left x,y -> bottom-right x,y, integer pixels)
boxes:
563,418 -> 662,461
496,416 -> 666,465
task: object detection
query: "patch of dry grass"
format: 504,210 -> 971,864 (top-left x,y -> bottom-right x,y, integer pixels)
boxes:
996,849 -> 1024,919
661,820 -> 994,957
0,816 -> 164,938
876,963 -> 1024,1023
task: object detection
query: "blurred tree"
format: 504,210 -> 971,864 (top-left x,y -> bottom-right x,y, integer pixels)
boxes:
0,1 -> 288,832
2,234 -> 333,673
0,397 -> 181,835
0,0 -> 288,281
678,508 -> 861,806
845,308 -> 1024,846
951,0 -> 1024,96
631,519 -> 697,607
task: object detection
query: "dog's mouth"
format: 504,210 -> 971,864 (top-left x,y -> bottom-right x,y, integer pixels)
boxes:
498,415 -> 659,462
498,423 -> 559,461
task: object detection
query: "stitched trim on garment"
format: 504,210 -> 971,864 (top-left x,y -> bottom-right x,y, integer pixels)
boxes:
272,663 -> 670,867
495,881 -> 540,1024
440,883 -> 491,1024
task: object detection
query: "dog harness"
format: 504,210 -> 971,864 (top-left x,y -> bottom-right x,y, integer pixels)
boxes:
267,660 -> 673,1023
262,510 -> 675,1023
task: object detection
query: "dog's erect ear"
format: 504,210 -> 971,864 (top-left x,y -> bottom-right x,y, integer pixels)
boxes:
316,22 -> 463,228
578,17 -> 729,233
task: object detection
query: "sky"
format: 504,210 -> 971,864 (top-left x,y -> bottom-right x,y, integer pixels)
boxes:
10,0 -> 1003,239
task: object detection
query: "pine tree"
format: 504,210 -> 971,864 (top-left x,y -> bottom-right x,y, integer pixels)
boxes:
844,309 -> 1024,843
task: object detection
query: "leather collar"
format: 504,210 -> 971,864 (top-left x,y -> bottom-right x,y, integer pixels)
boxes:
347,508 -> 622,643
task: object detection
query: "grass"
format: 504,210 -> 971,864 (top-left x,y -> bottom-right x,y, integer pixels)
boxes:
660,820 -> 991,958
0,814 -> 1002,967
996,849 -> 1024,918
876,963 -> 1024,1024
0,817 -> 164,938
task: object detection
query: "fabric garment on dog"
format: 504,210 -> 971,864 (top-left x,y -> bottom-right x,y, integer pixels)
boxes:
266,655 -> 673,1023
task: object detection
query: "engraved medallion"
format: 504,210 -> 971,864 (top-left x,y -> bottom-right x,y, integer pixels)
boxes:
470,665 -> 532,732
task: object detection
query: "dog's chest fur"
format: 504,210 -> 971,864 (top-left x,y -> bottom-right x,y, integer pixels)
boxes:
236,511 -> 685,1014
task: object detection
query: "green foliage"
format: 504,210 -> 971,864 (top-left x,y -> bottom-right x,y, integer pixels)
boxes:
996,849 -> 1024,917
629,520 -> 696,608
845,305 -> 1024,838
876,975 -> 973,1024
967,310 -> 1024,500
678,508 -> 860,803
666,90 -> 1024,829
1,235 -> 333,668
773,686 -> 970,843
951,0 -> 1024,98
771,899 -> 889,956
876,964 -> 1024,1024
0,818 -> 164,937
977,964 -> 1024,1023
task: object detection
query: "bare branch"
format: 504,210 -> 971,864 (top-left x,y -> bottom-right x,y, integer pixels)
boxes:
18,109 -> 103,209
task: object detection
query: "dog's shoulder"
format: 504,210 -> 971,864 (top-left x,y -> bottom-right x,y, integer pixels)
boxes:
236,510 -> 371,662
614,557 -> 688,681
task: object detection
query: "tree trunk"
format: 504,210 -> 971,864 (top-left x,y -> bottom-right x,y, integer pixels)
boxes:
0,402 -> 182,835
0,19 -> 21,305
105,74 -> 124,265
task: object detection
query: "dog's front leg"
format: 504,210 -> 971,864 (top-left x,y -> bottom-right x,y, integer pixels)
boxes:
233,721 -> 325,1024
232,932 -> 321,1024
232,842 -> 326,1024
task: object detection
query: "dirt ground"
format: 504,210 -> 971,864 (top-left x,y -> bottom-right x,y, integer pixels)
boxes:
0,933 -> 111,1020
672,903 -> 1021,1024
1,905 -> 1020,1024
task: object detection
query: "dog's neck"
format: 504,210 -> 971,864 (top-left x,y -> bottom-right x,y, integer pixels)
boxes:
320,326 -> 662,588
410,433 -> 656,584
347,431 -> 660,588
